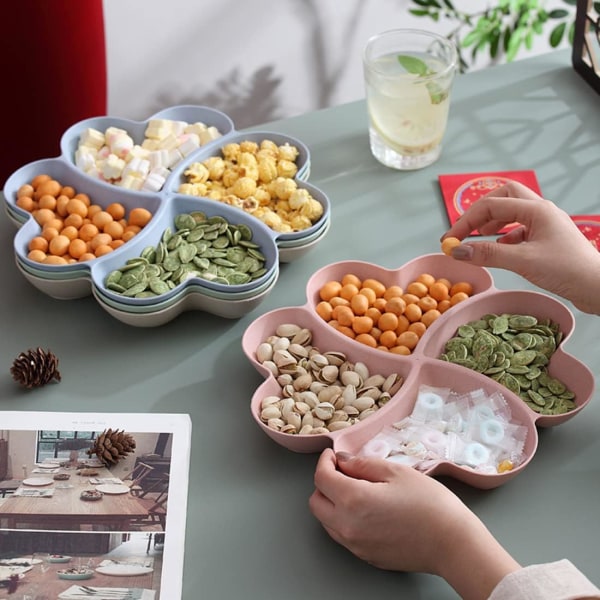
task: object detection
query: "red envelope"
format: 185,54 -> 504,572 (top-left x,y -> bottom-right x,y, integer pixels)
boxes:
439,170 -> 542,234
571,215 -> 600,250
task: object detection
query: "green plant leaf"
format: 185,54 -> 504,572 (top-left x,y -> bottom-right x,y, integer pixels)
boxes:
548,8 -> 569,18
397,55 -> 431,75
595,2 -> 600,13
409,8 -> 431,16
462,30 -> 481,47
549,22 -> 566,47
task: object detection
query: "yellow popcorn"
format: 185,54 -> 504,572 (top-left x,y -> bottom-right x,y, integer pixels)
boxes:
222,143 -> 241,161
277,159 -> 298,179
278,143 -> 299,162
238,152 -> 259,180
257,156 -> 278,183
239,140 -> 259,154
183,162 -> 209,184
230,176 -> 257,199
203,156 -> 226,180
178,137 -> 323,233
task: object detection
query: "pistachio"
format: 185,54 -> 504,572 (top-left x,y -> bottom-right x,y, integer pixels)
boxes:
255,324 -> 404,435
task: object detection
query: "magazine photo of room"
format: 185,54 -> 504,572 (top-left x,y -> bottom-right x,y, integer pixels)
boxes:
0,430 -> 170,533
0,530 -> 162,598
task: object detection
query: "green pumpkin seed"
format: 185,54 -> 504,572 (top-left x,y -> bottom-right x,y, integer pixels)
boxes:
440,312 -> 575,414
103,211 -> 269,297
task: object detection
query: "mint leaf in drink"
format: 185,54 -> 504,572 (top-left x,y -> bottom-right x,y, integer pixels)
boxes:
426,82 -> 448,105
397,54 -> 431,76
397,54 -> 447,104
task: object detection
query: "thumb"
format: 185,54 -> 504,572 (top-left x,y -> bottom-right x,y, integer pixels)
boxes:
335,452 -> 402,483
450,239 -> 529,272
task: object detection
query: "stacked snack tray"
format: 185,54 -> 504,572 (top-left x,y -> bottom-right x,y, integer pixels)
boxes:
3,106 -> 331,326
242,255 -> 594,489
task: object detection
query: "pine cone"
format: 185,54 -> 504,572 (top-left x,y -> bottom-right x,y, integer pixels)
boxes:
11,347 -> 61,389
87,429 -> 137,466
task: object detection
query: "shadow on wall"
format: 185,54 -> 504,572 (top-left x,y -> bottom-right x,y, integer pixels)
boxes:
150,65 -> 283,129
143,0 -> 368,128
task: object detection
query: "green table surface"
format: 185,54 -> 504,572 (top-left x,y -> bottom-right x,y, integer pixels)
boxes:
1,49 -> 599,598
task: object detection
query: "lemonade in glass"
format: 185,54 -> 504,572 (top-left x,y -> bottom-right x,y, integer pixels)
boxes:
363,29 -> 458,170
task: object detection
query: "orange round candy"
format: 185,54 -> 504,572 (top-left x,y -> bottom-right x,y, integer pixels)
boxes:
441,236 -> 461,256
429,281 -> 450,302
94,244 -> 114,257
378,312 -> 399,332
92,210 -> 114,230
31,174 -> 51,189
385,296 -> 406,316
340,283 -> 359,301
38,194 -> 57,211
43,255 -> 68,265
383,285 -> 403,300
41,227 -> 60,241
350,293 -> 369,316
28,249 -> 47,262
379,330 -> 397,349
33,208 -> 55,226
408,321 -> 427,338
450,281 -> 474,296
418,296 -> 438,312
29,236 -> 48,252
106,202 -> 126,220
341,273 -> 361,288
396,330 -> 419,350
355,333 -> 377,348
406,281 -> 428,298
68,238 -> 88,259
362,278 -> 386,298
48,234 -> 70,256
316,301 -> 333,321
416,273 -> 436,287
35,179 -> 61,198
352,316 -> 374,335
64,213 -> 84,229
450,291 -> 470,306
404,303 -> 422,323
332,305 -> 354,327
16,196 -> 35,212
128,207 -> 152,228
359,287 -> 377,305
66,198 -> 88,217
17,184 -> 34,198
79,223 -> 100,242
421,309 -> 442,327
319,281 -> 342,301
390,345 -> 411,356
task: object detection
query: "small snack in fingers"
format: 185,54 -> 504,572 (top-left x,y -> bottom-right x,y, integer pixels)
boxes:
441,236 -> 461,256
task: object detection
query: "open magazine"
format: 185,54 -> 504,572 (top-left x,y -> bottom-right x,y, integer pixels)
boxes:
0,412 -> 191,599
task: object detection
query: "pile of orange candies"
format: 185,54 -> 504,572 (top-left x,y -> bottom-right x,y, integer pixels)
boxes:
15,174 -> 153,265
316,273 -> 474,355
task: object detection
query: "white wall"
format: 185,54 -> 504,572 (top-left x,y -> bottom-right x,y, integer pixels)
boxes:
103,0 -> 572,127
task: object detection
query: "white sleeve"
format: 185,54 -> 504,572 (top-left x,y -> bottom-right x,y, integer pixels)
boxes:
489,560 -> 600,600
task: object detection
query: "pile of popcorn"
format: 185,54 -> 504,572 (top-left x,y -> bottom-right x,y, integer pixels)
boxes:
74,119 -> 222,192
179,139 -> 324,233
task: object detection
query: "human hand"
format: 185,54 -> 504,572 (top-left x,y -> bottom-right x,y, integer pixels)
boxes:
309,449 -> 519,599
442,181 -> 600,314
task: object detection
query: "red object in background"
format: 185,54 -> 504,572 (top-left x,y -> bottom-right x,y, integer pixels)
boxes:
0,0 -> 107,186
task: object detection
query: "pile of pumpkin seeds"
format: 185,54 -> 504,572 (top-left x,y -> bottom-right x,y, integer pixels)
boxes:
104,211 -> 268,298
439,313 -> 576,415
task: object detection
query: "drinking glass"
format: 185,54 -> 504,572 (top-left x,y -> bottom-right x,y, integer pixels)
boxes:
363,28 -> 458,170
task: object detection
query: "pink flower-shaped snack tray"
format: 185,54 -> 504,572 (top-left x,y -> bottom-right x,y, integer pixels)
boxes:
242,254 -> 595,489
